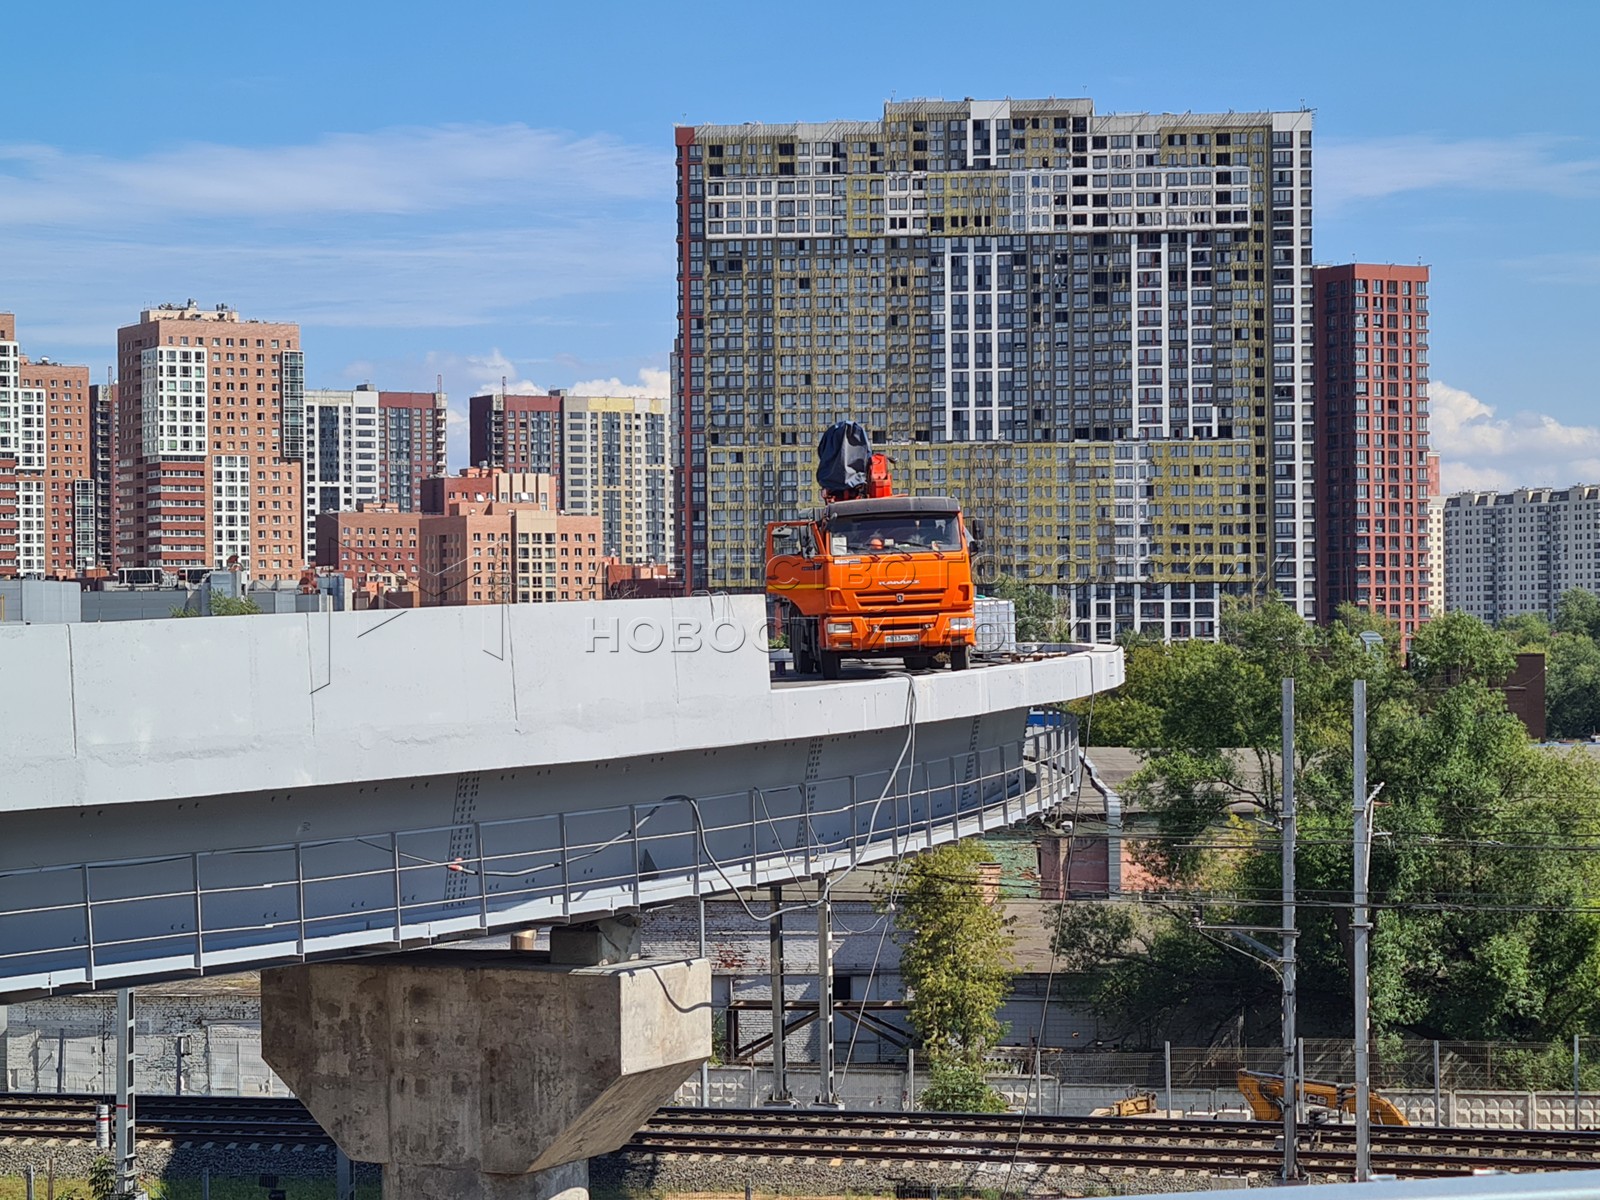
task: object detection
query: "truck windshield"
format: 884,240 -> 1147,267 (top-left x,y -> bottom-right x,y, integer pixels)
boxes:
828,514 -> 962,555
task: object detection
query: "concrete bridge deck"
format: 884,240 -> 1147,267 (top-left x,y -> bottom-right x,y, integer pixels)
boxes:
0,595 -> 1122,1000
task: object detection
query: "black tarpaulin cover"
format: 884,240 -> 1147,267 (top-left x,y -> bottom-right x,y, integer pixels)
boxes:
816,420 -> 871,493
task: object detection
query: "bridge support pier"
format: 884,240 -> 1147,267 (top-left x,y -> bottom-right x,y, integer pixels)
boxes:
261,944 -> 710,1200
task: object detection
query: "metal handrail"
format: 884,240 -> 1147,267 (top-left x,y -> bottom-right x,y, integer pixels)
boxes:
0,725 -> 1075,991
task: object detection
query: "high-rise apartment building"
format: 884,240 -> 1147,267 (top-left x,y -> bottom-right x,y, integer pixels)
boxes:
89,381 -> 116,573
557,394 -> 672,563
301,386 -> 448,563
0,314 -> 94,577
302,386 -> 381,558
674,98 -> 1317,640
1311,264 -> 1433,635
468,392 -> 560,474
377,389 -> 449,511
468,390 -> 675,567
1442,486 -> 1600,622
1426,489 -> 1445,619
114,302 -> 305,580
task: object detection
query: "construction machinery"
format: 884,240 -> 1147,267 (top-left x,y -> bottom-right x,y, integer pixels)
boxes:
766,422 -> 977,680
1092,1092 -> 1162,1118
1237,1068 -> 1409,1126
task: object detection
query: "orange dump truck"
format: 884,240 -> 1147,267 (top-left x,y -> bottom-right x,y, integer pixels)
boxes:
765,422 -> 976,679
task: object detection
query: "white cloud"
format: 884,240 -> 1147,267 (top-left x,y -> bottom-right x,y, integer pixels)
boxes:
568,366 -> 670,397
1431,380 -> 1600,493
0,124 -> 671,225
456,349 -> 545,397
1318,135 -> 1600,211
0,123 -> 677,361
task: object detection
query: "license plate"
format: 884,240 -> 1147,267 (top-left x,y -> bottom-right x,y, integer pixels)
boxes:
885,633 -> 920,644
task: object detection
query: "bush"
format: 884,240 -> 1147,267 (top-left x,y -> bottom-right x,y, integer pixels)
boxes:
918,1061 -> 1008,1113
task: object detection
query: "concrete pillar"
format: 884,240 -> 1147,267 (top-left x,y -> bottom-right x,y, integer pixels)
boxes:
261,948 -> 709,1200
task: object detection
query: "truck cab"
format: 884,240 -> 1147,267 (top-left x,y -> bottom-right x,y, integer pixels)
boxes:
766,495 -> 976,679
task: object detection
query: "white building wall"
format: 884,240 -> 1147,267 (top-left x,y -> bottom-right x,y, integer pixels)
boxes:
303,388 -> 381,558
559,395 -> 674,565
1442,485 -> 1600,620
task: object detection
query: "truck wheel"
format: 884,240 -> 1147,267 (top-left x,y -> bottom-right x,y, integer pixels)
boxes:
950,644 -> 970,671
819,650 -> 843,680
791,621 -> 816,674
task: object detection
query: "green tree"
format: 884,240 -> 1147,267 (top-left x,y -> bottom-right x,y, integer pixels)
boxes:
1407,610 -> 1515,690
981,575 -> 1065,643
1052,603 -> 1600,1050
1119,594 -> 1405,881
88,1155 -> 117,1200
1068,632 -> 1168,749
1547,632 -> 1600,739
1556,589 -> 1600,640
1499,611 -> 1553,650
1360,695 -> 1600,1041
887,839 -> 1016,1110
171,593 -> 264,618
917,1061 -> 1009,1113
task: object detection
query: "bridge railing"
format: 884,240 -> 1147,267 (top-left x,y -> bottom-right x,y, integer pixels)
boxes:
0,721 -> 1076,996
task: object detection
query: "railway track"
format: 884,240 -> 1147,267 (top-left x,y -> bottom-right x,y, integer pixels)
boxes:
0,1094 -> 329,1146
2,1095 -> 1598,1178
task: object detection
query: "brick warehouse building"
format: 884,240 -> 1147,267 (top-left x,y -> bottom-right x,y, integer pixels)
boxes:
1311,264 -> 1434,635
115,302 -> 305,581
674,98 -> 1318,641
0,313 -> 94,577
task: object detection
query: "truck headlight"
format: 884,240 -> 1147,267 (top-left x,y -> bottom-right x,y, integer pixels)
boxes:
949,617 -> 974,630
826,621 -> 854,636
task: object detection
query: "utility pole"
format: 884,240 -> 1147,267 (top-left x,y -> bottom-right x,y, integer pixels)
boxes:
114,988 -> 140,1198
1197,677 -> 1299,1183
815,890 -> 839,1107
1353,678 -> 1373,1182
698,895 -> 710,1106
1280,677 -> 1299,1182
767,885 -> 792,1104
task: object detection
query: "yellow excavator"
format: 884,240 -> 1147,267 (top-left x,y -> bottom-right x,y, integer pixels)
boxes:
1237,1068 -> 1409,1126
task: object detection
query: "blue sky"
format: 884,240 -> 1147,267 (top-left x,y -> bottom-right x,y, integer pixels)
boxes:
2,0 -> 1597,488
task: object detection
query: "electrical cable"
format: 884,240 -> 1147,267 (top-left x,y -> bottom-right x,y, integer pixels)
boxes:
675,670 -> 920,925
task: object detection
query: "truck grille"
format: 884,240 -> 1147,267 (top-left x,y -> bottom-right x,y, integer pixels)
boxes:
854,588 -> 948,613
